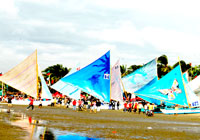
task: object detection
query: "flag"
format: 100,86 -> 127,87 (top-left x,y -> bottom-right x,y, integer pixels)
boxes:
111,60 -> 123,103
61,51 -> 111,102
135,65 -> 189,106
46,70 -> 51,76
122,58 -> 157,93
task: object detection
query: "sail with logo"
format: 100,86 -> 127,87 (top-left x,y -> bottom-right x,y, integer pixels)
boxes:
135,65 -> 189,106
61,51 -> 110,102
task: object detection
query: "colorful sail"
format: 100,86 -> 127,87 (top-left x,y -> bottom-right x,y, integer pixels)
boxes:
61,51 -> 110,102
135,77 -> 163,105
0,51 -> 38,98
111,60 -> 123,103
122,58 -> 157,93
135,65 -> 189,106
38,67 -> 53,99
51,64 -> 81,100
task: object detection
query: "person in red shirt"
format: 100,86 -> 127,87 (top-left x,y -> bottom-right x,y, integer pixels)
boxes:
134,102 -> 138,113
123,102 -> 127,112
27,97 -> 34,110
72,100 -> 76,111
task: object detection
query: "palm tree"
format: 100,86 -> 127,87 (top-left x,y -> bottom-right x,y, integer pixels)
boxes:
127,65 -> 142,75
43,64 -> 70,85
120,64 -> 127,77
157,55 -> 172,78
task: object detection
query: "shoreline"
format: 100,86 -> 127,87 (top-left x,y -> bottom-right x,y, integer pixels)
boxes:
0,104 -> 200,140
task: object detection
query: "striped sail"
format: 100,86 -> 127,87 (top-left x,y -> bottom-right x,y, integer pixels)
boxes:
0,51 -> 38,98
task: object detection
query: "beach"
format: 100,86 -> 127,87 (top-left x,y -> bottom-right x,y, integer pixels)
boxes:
0,104 -> 200,140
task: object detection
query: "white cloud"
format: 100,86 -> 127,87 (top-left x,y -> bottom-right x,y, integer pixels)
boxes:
0,0 -> 19,17
85,21 -> 144,46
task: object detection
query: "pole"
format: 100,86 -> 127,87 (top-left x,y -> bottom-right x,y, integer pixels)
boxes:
36,50 -> 39,99
2,81 -> 3,96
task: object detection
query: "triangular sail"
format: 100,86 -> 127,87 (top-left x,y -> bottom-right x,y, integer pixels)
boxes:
61,51 -> 110,102
183,72 -> 200,107
111,60 -> 123,103
135,65 -> 189,106
51,64 -> 81,100
38,67 -> 53,99
0,51 -> 38,98
122,58 -> 157,93
188,75 -> 200,95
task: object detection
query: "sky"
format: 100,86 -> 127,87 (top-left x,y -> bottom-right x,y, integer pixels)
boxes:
1,0 -> 200,73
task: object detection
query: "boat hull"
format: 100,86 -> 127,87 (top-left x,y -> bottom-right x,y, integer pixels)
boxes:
161,108 -> 200,115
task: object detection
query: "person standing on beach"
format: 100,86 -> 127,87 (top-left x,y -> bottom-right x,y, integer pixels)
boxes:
7,95 -> 13,107
117,101 -> 120,110
72,99 -> 77,110
27,97 -> 34,110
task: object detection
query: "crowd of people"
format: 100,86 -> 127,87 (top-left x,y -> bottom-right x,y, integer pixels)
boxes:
0,93 -> 159,116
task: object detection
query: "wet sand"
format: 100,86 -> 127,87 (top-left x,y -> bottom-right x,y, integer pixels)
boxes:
0,104 -> 200,140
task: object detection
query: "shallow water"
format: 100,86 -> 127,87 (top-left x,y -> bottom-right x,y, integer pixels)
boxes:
1,108 -> 102,140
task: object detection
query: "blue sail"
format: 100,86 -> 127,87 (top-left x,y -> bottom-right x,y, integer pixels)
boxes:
135,77 -> 162,105
135,65 -> 189,106
122,58 -> 157,93
61,51 -> 110,102
51,64 -> 81,100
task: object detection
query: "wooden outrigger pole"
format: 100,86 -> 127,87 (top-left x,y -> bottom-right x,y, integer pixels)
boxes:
36,49 -> 39,99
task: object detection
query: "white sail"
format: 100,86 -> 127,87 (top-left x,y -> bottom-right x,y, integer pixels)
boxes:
111,60 -> 123,103
38,67 -> 52,99
0,51 -> 38,98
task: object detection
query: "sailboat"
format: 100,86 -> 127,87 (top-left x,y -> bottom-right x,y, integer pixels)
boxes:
134,64 -> 200,114
61,51 -> 111,103
0,50 -> 52,105
161,71 -> 200,114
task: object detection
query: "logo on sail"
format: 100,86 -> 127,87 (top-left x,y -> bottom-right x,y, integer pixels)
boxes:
158,79 -> 182,100
104,73 -> 110,80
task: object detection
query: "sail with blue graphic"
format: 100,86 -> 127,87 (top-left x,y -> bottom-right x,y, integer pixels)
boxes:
61,51 -> 111,102
122,58 -> 157,93
135,65 -> 189,106
51,64 -> 81,100
38,67 -> 53,99
135,77 -> 162,105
